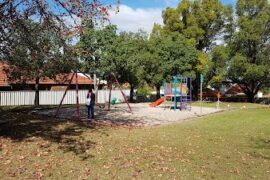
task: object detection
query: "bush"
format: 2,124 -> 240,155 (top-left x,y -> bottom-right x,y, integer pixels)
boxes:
137,82 -> 151,97
262,87 -> 270,94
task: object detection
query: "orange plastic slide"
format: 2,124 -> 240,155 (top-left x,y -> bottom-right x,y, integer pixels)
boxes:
149,97 -> 164,107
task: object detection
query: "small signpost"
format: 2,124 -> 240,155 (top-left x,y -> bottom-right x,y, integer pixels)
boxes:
200,74 -> 204,115
217,92 -> 221,109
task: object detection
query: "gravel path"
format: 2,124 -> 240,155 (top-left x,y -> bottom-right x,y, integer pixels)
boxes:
36,103 -> 222,127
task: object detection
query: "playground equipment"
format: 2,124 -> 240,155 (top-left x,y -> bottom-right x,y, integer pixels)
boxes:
107,73 -> 132,113
162,76 -> 192,111
149,97 -> 164,107
55,71 -> 87,121
55,72 -> 132,120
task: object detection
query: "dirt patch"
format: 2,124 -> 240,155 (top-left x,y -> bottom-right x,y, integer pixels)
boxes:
35,103 -> 222,127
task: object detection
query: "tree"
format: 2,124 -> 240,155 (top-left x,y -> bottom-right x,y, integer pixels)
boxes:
4,20 -> 78,105
101,30 -> 148,102
0,0 -> 116,105
207,45 -> 229,90
79,24 -> 148,102
162,0 -> 233,98
142,24 -> 198,99
227,0 -> 270,102
142,24 -> 167,99
78,23 -> 118,75
0,0 -> 114,58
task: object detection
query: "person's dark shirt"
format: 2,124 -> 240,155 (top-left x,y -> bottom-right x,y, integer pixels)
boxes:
90,92 -> 95,104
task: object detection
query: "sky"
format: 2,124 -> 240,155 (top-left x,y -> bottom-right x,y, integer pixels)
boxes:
101,0 -> 237,34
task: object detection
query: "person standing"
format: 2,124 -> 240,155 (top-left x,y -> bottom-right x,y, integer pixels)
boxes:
86,89 -> 95,119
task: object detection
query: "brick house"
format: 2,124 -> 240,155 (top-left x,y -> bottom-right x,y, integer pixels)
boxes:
224,85 -> 245,97
0,62 -> 95,91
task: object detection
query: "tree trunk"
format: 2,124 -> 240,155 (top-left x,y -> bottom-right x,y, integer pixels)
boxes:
240,85 -> 258,103
130,85 -> 134,103
192,73 -> 200,101
246,92 -> 255,103
34,77 -> 40,106
156,85 -> 161,100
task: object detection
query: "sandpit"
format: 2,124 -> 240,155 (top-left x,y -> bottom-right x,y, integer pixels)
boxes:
36,103 -> 222,127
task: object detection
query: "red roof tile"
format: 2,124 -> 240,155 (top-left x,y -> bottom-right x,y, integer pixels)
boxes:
202,88 -> 221,97
225,85 -> 244,95
0,63 -> 9,87
0,62 -> 93,86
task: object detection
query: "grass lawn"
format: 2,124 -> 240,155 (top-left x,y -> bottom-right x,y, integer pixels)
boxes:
0,107 -> 270,179
192,101 -> 267,109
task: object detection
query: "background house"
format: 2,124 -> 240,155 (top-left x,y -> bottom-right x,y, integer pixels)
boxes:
0,62 -> 95,91
224,85 -> 245,97
202,88 -> 221,101
0,63 -> 10,90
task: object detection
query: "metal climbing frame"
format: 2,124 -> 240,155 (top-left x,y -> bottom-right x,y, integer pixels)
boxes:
163,76 -> 192,111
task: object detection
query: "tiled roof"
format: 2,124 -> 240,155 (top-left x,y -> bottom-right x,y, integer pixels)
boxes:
202,88 -> 221,97
0,63 -> 9,87
225,85 -> 244,95
0,62 -> 93,86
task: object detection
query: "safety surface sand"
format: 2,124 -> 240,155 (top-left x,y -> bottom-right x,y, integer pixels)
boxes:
38,103 -> 222,127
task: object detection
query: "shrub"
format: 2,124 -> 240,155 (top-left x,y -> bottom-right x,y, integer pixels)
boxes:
137,82 -> 151,97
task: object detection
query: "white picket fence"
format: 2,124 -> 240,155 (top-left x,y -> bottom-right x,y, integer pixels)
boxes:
0,90 -> 130,106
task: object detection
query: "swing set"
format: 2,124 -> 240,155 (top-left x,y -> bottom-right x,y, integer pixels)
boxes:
55,10 -> 133,120
55,72 -> 132,121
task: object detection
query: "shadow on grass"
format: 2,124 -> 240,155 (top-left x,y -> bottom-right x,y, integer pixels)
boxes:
0,107 -> 109,160
250,138 -> 270,160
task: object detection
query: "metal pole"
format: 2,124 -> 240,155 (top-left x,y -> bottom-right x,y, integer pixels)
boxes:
174,76 -> 177,111
217,92 -> 220,110
185,77 -> 188,111
163,79 -> 166,110
170,80 -> 173,109
55,72 -> 75,117
190,78 -> 192,111
75,72 -> 80,121
180,77 -> 183,111
200,80 -> 203,115
94,74 -> 98,103
111,73 -> 132,113
108,76 -> 112,111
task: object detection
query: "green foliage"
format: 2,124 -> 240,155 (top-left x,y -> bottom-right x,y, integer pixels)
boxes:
77,0 -> 270,104
4,19 -> 78,105
79,21 -> 197,100
227,0 -> 270,102
139,24 -> 165,88
161,0 -> 233,99
162,0 -> 232,51
143,29 -> 198,87
197,51 -> 211,75
100,30 -> 147,87
78,22 -> 148,101
0,0 -> 112,61
78,22 -> 118,74
207,45 -> 230,88
160,32 -> 198,78
136,82 -> 151,97
262,87 -> 270,94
